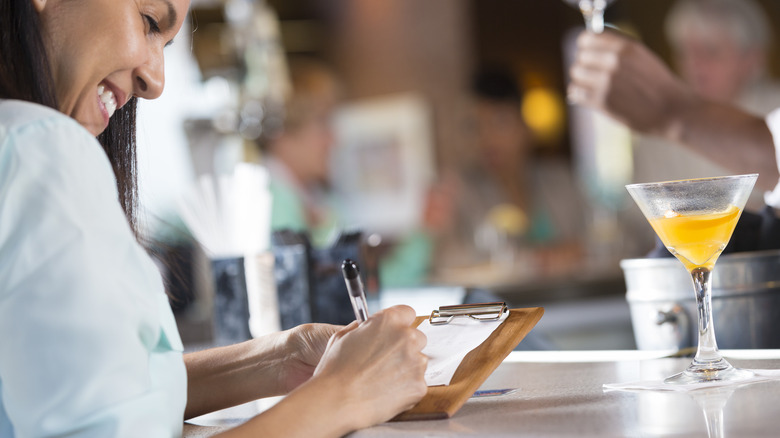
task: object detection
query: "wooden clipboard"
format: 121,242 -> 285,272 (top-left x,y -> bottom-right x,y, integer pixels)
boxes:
392,306 -> 544,421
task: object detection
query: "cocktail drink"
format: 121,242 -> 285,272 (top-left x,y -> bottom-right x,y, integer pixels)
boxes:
626,174 -> 757,384
648,205 -> 741,272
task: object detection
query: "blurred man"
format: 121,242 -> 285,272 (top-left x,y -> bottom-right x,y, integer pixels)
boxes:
630,0 -> 780,190
434,68 -> 584,277
667,0 -> 776,110
568,1 -> 780,254
567,26 -> 778,193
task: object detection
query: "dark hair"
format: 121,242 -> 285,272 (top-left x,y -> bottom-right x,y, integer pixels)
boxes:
0,0 -> 58,108
1,0 -> 140,236
97,99 -> 140,235
471,67 -> 522,104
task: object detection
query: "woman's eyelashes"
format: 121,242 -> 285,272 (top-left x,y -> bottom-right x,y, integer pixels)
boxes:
144,14 -> 161,34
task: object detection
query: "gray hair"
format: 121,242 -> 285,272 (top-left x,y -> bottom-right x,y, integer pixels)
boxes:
665,0 -> 772,52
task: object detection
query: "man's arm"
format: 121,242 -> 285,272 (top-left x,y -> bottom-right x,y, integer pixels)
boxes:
569,30 -> 778,190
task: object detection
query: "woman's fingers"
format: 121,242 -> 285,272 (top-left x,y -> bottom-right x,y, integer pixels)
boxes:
378,304 -> 417,326
308,303 -> 429,428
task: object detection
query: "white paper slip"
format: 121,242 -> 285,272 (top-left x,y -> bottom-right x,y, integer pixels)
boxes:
418,311 -> 508,386
603,369 -> 780,393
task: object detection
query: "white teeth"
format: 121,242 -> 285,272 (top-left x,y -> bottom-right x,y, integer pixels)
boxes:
98,84 -> 117,119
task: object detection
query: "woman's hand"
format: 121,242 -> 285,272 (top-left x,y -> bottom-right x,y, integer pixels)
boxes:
211,305 -> 428,438
311,305 -> 428,430
184,323 -> 339,419
276,323 -> 340,393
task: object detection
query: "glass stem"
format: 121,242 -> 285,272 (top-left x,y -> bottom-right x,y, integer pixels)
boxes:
588,9 -> 605,33
579,0 -> 606,33
702,407 -> 725,438
691,267 -> 722,365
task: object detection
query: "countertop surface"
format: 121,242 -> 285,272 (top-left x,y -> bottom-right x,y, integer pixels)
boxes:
184,350 -> 780,437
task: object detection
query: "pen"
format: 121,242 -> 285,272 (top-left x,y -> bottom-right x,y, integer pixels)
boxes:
341,259 -> 369,322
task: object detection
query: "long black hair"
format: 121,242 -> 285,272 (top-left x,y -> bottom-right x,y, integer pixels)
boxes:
1,0 -> 140,235
97,99 -> 140,235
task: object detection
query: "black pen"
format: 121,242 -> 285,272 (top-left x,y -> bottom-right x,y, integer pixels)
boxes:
341,259 -> 369,322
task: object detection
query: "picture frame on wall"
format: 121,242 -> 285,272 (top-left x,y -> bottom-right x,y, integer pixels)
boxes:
330,93 -> 436,237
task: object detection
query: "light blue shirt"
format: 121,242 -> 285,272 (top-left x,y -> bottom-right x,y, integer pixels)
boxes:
0,101 -> 187,437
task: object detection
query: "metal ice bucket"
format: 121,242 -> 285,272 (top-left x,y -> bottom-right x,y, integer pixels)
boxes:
621,249 -> 780,350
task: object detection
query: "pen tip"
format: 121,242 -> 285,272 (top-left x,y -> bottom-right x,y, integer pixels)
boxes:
341,259 -> 360,279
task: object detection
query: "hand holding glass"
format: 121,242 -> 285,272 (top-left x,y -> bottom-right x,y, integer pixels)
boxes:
626,174 -> 757,384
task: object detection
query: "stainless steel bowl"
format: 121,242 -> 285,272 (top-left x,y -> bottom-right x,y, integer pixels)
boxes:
621,249 -> 780,350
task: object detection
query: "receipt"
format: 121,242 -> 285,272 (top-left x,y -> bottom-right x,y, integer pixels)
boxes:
417,312 -> 508,386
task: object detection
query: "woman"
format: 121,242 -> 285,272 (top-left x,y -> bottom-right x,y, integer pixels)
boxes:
0,0 -> 428,437
262,57 -> 341,246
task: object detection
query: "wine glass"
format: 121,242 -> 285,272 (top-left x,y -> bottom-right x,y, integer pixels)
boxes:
626,174 -> 757,384
564,0 -> 616,34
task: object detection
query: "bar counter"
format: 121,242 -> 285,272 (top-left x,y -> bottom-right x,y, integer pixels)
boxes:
184,350 -> 780,437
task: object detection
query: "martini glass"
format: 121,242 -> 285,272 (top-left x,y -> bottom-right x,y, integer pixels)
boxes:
626,174 -> 758,384
564,0 -> 616,33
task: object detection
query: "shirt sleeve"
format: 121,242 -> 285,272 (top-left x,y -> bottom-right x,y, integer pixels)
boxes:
269,179 -> 309,233
763,108 -> 780,208
0,116 -> 185,437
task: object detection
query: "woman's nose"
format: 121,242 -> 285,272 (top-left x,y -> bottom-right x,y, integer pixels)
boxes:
133,49 -> 165,100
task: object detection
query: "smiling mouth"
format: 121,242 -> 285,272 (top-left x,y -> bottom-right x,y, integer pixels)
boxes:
97,84 -> 117,120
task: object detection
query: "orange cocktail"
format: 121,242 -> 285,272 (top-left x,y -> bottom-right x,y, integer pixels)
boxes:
626,174 -> 757,384
648,205 -> 741,271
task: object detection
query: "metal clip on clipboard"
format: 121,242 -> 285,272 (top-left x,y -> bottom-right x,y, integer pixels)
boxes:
429,302 -> 508,326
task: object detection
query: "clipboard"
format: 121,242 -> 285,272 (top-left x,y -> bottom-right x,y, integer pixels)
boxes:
392,303 -> 544,421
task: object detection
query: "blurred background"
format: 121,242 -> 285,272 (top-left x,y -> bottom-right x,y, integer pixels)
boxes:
140,0 -> 780,351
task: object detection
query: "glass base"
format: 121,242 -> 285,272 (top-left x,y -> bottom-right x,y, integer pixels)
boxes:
664,358 -> 754,385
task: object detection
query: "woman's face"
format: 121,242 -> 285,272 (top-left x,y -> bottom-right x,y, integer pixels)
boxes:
34,0 -> 190,136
